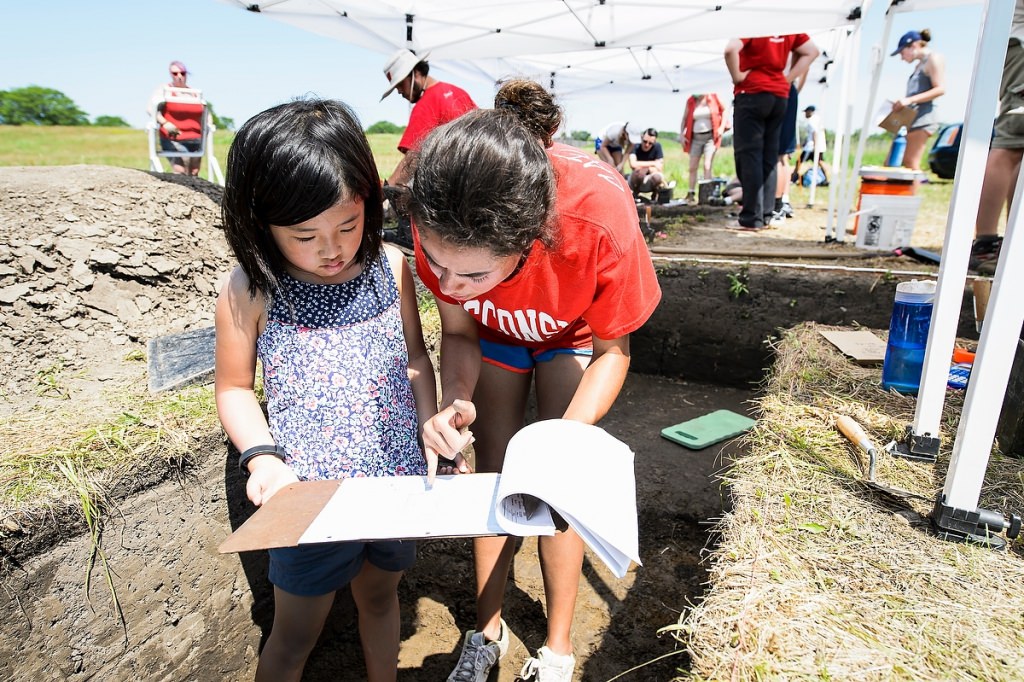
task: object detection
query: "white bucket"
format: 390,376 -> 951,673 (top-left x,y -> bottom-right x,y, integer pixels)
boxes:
854,194 -> 922,251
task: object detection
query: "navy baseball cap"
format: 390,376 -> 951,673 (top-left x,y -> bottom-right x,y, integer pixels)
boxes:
891,30 -> 922,56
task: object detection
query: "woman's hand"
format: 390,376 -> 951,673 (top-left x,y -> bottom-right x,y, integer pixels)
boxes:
422,398 -> 477,483
892,98 -> 911,111
245,457 -> 299,506
162,120 -> 180,137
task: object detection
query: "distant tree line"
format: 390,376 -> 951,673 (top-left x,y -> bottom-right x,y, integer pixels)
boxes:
0,85 -> 234,130
365,120 -> 406,135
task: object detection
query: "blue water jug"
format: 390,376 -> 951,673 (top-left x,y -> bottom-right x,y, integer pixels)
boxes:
886,127 -> 907,167
881,279 -> 936,394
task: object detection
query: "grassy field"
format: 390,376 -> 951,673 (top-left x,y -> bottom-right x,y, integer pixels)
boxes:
0,125 -> 895,188
1,124 -> 953,231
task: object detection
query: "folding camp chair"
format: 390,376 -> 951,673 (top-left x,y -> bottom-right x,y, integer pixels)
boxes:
147,86 -> 224,185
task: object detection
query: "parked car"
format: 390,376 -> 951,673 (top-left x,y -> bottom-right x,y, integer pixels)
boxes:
928,122 -> 962,179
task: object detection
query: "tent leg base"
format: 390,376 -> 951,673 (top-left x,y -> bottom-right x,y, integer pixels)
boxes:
930,494 -> 1022,550
888,425 -> 939,462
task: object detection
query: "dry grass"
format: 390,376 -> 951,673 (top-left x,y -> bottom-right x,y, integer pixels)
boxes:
0,382 -> 218,513
666,322 -> 1024,681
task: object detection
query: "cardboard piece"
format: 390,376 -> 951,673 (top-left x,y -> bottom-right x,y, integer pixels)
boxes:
819,329 -> 887,365
660,409 -> 756,450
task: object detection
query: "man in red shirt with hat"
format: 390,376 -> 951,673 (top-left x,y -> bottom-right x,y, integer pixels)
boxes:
381,49 -> 477,188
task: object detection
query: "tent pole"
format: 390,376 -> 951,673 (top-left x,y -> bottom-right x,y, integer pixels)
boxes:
826,27 -> 858,239
835,3 -> 896,243
941,142 -> 1024,513
933,0 -> 1022,547
896,0 -> 1013,466
822,28 -> 854,227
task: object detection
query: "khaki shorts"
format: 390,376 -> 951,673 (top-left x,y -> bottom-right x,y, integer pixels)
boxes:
993,38 -> 1024,149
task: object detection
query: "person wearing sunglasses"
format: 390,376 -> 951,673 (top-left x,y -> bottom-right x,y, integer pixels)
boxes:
628,128 -> 667,200
147,60 -> 207,176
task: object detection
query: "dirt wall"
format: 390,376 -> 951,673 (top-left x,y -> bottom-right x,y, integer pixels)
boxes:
632,260 -> 981,386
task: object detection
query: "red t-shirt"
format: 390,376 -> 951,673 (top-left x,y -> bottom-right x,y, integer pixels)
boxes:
734,34 -> 810,98
397,81 -> 477,152
413,142 -> 662,351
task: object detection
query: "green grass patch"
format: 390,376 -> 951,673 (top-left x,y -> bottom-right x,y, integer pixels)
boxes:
0,384 -> 218,510
0,125 -> 943,201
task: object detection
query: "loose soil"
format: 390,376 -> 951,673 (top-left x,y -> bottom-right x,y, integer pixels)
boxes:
0,166 -> 953,681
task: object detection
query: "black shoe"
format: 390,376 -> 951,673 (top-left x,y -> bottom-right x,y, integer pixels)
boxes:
968,236 -> 1002,273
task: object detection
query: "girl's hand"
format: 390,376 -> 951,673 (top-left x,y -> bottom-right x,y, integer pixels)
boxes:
245,457 -> 299,506
893,98 -> 910,111
422,399 -> 476,484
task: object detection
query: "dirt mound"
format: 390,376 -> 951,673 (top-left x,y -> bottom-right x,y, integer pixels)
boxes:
0,166 -> 231,409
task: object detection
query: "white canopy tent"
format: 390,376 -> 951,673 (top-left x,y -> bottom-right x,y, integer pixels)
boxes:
218,0 -> 869,197
216,1 -> 866,108
219,1 -> 866,60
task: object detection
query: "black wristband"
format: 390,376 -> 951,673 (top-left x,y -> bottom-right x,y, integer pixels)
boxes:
238,444 -> 287,476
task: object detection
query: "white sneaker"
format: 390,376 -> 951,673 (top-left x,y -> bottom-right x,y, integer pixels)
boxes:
519,646 -> 576,682
447,619 -> 510,682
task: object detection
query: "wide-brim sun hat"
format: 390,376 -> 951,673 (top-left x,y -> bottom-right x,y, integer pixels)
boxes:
381,49 -> 430,101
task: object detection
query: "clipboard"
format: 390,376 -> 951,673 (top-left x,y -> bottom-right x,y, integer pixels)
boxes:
876,104 -> 917,134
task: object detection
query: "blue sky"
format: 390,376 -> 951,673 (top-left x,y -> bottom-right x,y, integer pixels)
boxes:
0,1 -> 987,137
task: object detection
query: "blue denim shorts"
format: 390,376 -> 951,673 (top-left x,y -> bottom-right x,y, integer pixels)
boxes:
480,338 -> 592,374
268,539 -> 416,597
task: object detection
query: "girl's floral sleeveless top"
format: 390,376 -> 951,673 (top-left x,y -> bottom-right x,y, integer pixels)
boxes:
256,255 -> 426,481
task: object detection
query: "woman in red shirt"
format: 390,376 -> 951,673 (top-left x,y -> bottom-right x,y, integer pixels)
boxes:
409,79 -> 661,682
681,93 -> 729,203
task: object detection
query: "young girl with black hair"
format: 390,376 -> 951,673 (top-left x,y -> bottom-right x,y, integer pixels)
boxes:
215,98 -> 437,682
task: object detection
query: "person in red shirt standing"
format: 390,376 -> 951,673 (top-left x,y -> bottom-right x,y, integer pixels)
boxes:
380,49 -> 477,188
380,49 -> 476,249
409,79 -> 661,682
724,35 -> 819,229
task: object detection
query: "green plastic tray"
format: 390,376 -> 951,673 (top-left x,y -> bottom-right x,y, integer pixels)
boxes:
660,409 -> 756,450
